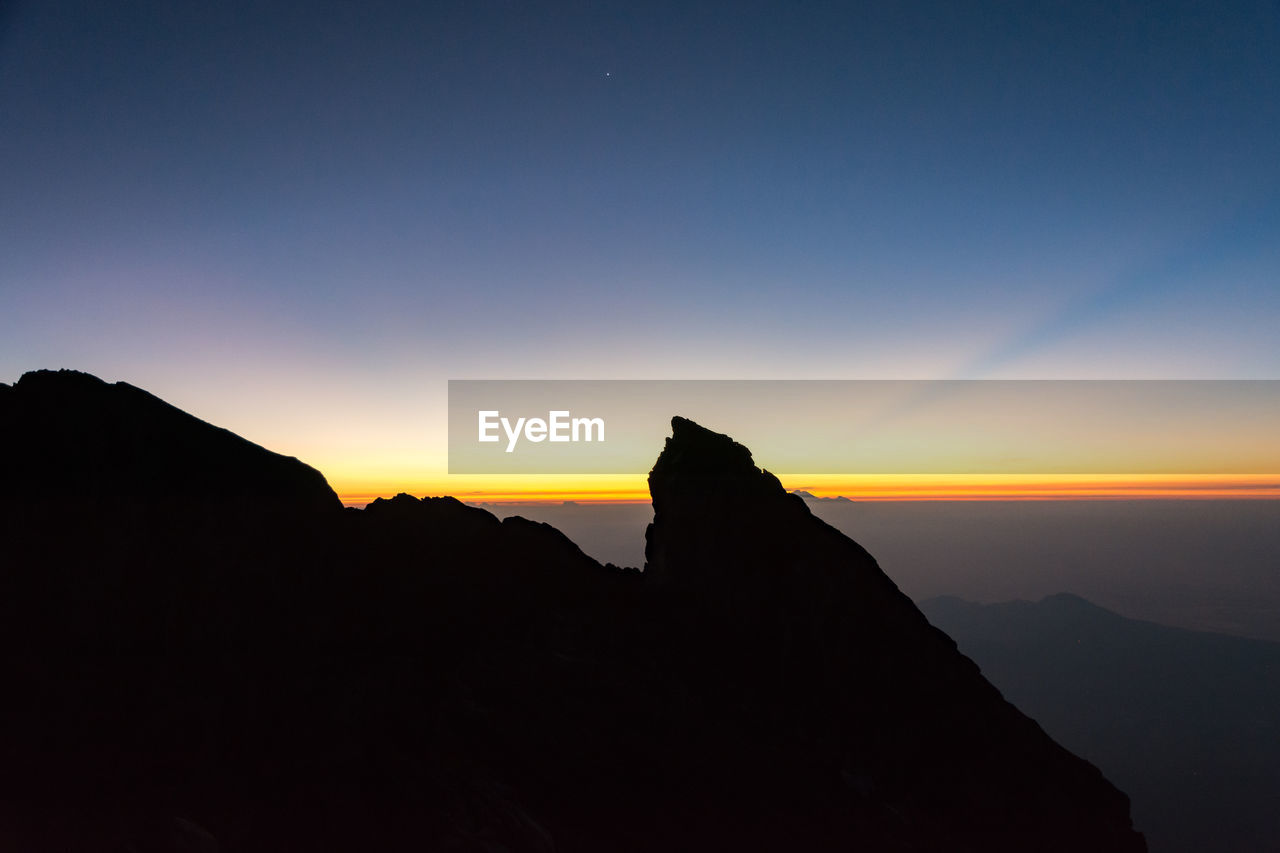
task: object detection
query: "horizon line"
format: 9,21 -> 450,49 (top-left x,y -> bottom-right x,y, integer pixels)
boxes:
335,473 -> 1280,508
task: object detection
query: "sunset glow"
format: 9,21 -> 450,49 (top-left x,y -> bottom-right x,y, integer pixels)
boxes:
335,473 -> 1280,507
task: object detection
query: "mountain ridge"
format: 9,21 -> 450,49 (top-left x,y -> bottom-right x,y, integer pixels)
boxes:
0,371 -> 1144,851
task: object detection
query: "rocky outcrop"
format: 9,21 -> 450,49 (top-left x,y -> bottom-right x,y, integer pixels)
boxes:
640,415 -> 1143,851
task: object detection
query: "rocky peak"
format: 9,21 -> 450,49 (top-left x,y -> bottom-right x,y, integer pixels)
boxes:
645,416 -> 814,587
641,416 -> 1144,852
648,415 -> 792,508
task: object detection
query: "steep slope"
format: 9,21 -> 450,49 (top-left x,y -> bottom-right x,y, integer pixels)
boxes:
921,593 -> 1280,853
642,416 -> 1144,851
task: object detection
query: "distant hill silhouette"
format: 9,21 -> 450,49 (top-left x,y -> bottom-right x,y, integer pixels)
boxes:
0,371 -> 1144,851
791,489 -> 854,503
920,593 -> 1280,853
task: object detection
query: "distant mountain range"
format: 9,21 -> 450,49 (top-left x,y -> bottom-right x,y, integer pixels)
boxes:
920,593 -> 1280,853
791,489 -> 855,503
0,370 -> 1143,851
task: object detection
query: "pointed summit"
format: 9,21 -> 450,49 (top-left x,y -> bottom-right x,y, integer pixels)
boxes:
660,414 -> 756,476
648,415 -> 784,509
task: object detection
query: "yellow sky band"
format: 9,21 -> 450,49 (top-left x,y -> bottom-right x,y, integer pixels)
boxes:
334,473 -> 1280,507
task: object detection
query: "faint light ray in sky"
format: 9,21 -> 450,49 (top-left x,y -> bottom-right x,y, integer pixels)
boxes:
955,190 -> 1280,379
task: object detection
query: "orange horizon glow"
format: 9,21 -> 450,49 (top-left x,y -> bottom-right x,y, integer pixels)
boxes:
335,473 -> 1280,507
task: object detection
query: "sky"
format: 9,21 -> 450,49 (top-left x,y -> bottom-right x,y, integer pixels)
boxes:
2,0 -> 1279,500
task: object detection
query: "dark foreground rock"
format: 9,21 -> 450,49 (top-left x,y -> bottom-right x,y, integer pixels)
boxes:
0,372 -> 1144,851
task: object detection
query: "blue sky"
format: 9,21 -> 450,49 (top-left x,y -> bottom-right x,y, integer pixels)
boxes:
3,0 -> 1278,484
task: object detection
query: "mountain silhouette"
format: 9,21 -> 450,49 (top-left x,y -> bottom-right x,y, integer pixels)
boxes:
0,369 -> 339,514
791,489 -> 854,503
0,371 -> 1144,851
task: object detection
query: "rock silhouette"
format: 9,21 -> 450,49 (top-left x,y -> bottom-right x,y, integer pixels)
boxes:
0,372 -> 1144,851
1,369 -> 339,514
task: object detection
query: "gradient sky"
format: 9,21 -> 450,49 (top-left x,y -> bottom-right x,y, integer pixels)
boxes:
3,0 -> 1278,497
